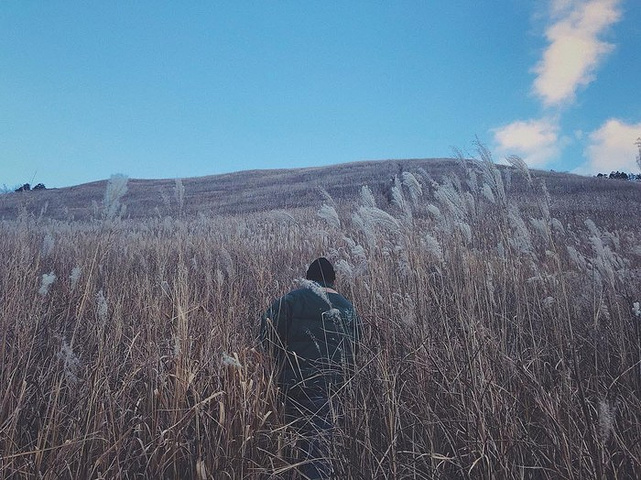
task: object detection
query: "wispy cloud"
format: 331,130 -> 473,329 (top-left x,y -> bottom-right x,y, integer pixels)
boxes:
493,117 -> 562,167
492,0 -> 624,171
576,119 -> 641,174
533,0 -> 622,108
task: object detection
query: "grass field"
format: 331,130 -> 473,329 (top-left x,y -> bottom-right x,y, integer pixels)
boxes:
1,155 -> 640,478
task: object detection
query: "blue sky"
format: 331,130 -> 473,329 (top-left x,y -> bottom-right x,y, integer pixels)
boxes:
1,1 -> 640,189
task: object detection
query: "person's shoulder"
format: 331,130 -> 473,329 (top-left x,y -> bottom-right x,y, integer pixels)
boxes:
282,287 -> 311,302
328,291 -> 354,308
286,287 -> 309,296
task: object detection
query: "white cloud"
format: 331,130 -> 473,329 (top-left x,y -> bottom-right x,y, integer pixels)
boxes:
493,117 -> 562,168
533,0 -> 622,107
576,119 -> 641,174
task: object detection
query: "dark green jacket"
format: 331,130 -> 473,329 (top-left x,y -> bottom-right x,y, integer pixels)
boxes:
260,283 -> 360,391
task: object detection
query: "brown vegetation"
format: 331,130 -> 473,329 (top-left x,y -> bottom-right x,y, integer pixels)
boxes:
1,154 -> 640,478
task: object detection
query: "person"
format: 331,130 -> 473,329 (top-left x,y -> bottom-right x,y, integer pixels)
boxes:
260,257 -> 361,479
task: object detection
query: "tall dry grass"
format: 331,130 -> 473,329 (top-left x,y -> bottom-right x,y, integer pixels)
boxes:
1,156 -> 640,479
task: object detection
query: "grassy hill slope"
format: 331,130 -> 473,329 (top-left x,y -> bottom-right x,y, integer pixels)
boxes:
2,158 -> 640,230
1,156 -> 641,478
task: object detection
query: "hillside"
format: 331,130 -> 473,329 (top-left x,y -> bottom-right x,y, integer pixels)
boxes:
2,155 -> 641,478
2,158 -> 640,228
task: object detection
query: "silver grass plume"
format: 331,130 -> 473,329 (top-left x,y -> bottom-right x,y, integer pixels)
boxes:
538,180 -> 552,220
357,206 -> 401,232
604,231 -> 621,252
584,218 -> 627,285
426,204 -> 442,219
394,244 -> 412,277
391,176 -> 412,223
174,178 -> 185,215
551,218 -> 565,235
401,171 -> 423,204
350,244 -> 367,268
598,398 -> 615,443
69,266 -> 82,290
506,155 -> 532,186
96,289 -> 108,324
421,233 -> 444,264
351,211 -> 376,248
416,167 -> 430,183
530,218 -> 551,244
390,176 -> 404,209
270,210 -> 297,224
588,234 -> 623,288
334,259 -> 354,281
433,179 -> 466,220
218,248 -> 235,279
507,205 -> 533,254
503,167 -> 512,191
393,292 -> 417,327
318,187 -> 336,206
103,174 -> 128,221
343,236 -> 368,274
481,184 -> 496,203
39,272 -> 56,296
317,203 -> 341,229
360,185 -> 377,208
42,233 -> 55,257
567,246 -> 587,270
221,352 -> 242,369
458,222 -> 472,244
463,191 -> 476,217
585,218 -> 600,237
465,164 -> 479,193
57,338 -> 81,387
475,142 -> 506,204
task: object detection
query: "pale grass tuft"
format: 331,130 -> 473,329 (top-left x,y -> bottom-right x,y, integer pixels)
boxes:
481,184 -> 496,203
103,174 -> 128,221
69,266 -> 82,290
270,210 -> 297,224
426,204 -> 442,219
598,398 -> 615,443
357,206 -> 401,233
360,185 -> 376,208
56,338 -> 81,387
317,204 -> 341,229
542,296 -> 555,308
391,176 -> 412,223
506,154 -> 532,186
39,272 -> 56,296
401,171 -> 423,204
221,352 -> 242,369
96,289 -> 108,323
318,187 -> 335,206
458,222 -> 472,244
174,178 -> 185,214
421,233 -> 444,264
334,259 -> 354,280
507,205 -> 533,254
42,232 -> 55,257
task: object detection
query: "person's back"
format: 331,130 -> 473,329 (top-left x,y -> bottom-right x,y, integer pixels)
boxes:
259,257 -> 360,479
262,283 -> 359,392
